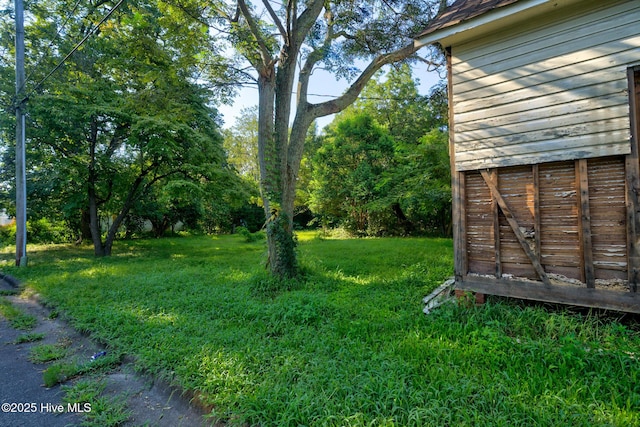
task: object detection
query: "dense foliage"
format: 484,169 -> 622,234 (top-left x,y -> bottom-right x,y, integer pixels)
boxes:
0,0 -> 247,252
0,0 -> 452,257
308,65 -> 450,236
192,0 -> 447,277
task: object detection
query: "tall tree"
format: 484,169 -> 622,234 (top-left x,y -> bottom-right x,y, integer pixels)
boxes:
310,112 -> 395,234
192,0 -> 444,277
350,63 -> 448,143
344,65 -> 450,235
0,0 -> 233,255
309,67 -> 451,237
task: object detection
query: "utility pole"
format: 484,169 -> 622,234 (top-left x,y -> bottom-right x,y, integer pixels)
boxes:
14,0 -> 27,267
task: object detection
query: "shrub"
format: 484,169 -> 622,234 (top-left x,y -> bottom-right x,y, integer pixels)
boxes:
0,223 -> 16,248
27,218 -> 73,244
236,226 -> 265,243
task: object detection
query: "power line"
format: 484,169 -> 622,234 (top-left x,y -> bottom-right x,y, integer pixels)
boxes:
25,0 -> 126,100
22,0 -> 83,93
237,83 -> 432,102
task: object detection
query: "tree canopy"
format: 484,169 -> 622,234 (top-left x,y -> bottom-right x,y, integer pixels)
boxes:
0,0 -> 451,270
0,0 -> 239,255
308,65 -> 450,236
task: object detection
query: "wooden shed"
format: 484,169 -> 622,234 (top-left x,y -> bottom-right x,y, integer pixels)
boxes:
416,0 -> 640,312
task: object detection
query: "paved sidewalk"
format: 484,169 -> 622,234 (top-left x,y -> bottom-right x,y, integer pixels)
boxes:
0,275 -> 211,427
0,312 -> 79,427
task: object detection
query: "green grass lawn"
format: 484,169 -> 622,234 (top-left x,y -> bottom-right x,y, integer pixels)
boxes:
1,233 -> 639,426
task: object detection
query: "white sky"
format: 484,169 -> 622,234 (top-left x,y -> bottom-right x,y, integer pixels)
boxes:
218,60 -> 444,131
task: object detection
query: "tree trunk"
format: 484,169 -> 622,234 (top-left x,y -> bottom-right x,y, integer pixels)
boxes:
240,0 -> 423,279
87,118 -> 106,257
76,208 -> 92,244
88,190 -> 105,256
257,65 -> 298,278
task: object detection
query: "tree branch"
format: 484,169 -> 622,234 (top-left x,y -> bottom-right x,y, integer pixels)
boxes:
262,0 -> 288,42
237,0 -> 276,69
309,41 -> 421,119
297,6 -> 335,106
291,0 -> 324,48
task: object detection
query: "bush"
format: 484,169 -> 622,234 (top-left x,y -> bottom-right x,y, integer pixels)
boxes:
0,223 -> 16,248
27,218 -> 73,244
236,226 -> 265,243
0,218 -> 73,247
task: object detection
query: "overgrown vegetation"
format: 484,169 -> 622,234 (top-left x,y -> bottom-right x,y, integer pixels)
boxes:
28,342 -> 70,363
62,379 -> 131,427
0,297 -> 37,330
1,235 -> 638,426
15,331 -> 45,344
308,66 -> 451,237
42,353 -> 121,388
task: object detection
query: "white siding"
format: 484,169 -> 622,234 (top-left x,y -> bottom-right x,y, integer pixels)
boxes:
451,0 -> 640,171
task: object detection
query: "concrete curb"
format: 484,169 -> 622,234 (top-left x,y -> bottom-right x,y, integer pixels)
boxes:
0,273 -> 20,289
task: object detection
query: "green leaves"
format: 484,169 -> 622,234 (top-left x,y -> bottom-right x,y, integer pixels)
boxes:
0,0 -> 237,249
310,111 -> 395,234
308,66 -> 451,236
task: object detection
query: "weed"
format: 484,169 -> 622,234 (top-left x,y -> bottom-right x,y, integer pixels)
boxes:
249,271 -> 304,298
43,352 -> 121,387
236,226 -> 266,243
43,363 -> 78,387
0,297 -> 37,330
63,379 -> 131,427
28,342 -> 69,363
15,332 -> 45,344
1,236 -> 639,426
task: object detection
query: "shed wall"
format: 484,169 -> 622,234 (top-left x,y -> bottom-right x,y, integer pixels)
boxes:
451,0 -> 640,171
464,158 -> 628,286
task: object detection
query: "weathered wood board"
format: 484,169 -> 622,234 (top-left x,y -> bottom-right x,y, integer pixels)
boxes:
436,0 -> 640,312
460,156 -> 638,311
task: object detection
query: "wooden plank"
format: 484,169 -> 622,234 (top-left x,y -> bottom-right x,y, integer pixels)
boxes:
459,276 -> 640,313
456,105 -> 629,143
576,159 -> 586,283
468,260 -> 496,275
456,65 -> 633,114
627,67 -> 640,293
455,96 -> 626,134
491,169 -> 501,278
457,117 -> 629,151
588,157 -> 627,281
533,165 -> 541,265
456,130 -> 631,162
458,170 -> 468,278
452,0 -> 639,71
457,142 -> 631,172
577,159 -> 595,287
593,269 -> 627,281
455,79 -> 628,125
455,39 -> 640,97
537,161 -> 582,280
480,170 -> 551,286
448,47 -> 466,283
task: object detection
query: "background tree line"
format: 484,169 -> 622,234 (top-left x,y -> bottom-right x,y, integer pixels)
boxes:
0,0 -> 253,254
226,65 -> 450,237
0,0 -> 450,255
